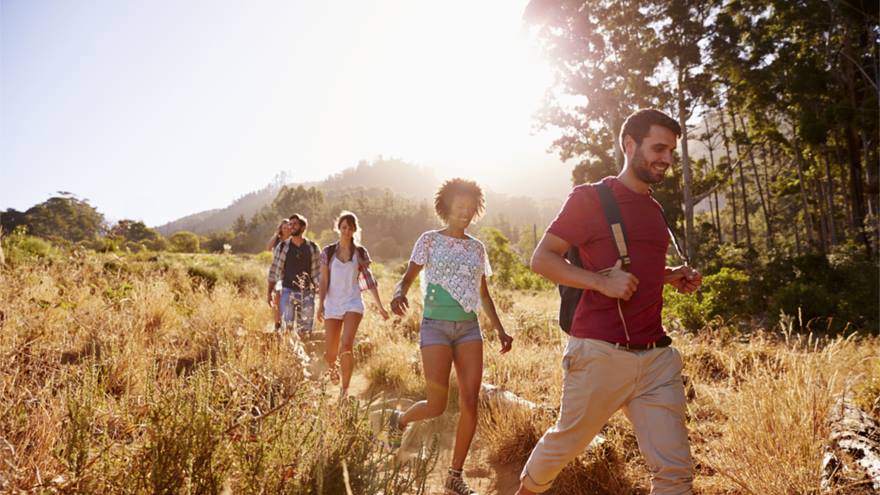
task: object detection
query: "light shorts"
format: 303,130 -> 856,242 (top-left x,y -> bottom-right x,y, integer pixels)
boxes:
419,317 -> 483,348
324,298 -> 365,321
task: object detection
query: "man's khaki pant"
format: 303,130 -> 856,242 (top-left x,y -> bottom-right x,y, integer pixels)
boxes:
520,337 -> 693,494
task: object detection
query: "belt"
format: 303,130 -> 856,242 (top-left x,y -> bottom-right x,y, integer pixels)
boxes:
611,335 -> 672,351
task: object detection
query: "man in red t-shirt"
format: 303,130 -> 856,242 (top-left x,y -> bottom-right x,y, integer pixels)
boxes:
517,108 -> 702,495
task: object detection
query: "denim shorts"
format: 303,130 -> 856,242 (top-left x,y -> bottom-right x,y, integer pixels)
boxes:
419,318 -> 483,348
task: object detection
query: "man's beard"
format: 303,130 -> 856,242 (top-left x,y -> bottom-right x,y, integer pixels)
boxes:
632,147 -> 667,184
290,226 -> 304,237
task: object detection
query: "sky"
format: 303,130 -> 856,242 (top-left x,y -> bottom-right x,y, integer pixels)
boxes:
1,0 -> 570,226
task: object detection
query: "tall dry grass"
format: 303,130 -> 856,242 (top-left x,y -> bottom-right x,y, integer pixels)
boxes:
2,247 -> 877,494
0,250 -> 434,493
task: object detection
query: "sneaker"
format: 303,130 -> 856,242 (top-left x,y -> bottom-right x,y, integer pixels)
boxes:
274,321 -> 281,332
386,410 -> 404,450
444,470 -> 477,495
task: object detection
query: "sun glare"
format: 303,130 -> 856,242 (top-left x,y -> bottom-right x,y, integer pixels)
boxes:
310,0 -> 555,182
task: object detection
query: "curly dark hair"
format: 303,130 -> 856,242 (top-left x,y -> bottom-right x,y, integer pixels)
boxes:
618,108 -> 681,153
434,178 -> 485,222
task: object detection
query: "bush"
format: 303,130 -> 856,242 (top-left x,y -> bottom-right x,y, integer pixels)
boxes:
702,267 -> 757,321
770,282 -> 836,326
255,251 -> 274,265
170,231 -> 201,253
480,227 -> 552,291
1,226 -> 54,266
664,286 -> 711,331
761,250 -> 878,332
142,236 -> 169,252
664,267 -> 754,330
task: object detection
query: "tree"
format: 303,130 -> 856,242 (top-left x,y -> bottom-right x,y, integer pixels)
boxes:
169,231 -> 201,253
203,231 -> 235,253
110,220 -> 160,243
652,0 -> 716,262
272,185 -> 325,222
23,194 -> 105,242
0,209 -> 27,234
525,0 -> 665,173
232,214 -> 247,234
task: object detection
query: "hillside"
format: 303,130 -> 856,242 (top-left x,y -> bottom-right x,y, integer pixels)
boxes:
155,183 -> 283,236
154,159 -> 564,237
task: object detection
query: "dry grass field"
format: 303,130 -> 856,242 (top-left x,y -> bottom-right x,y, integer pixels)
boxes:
1,248 -> 878,494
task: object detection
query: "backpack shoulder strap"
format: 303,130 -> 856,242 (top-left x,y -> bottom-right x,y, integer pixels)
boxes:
658,208 -> 689,266
595,183 -> 630,269
326,242 -> 338,260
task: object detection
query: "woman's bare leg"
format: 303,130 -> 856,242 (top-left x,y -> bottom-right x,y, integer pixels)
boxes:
400,345 -> 453,426
324,318 -> 343,382
339,311 -> 363,392
449,340 -> 483,470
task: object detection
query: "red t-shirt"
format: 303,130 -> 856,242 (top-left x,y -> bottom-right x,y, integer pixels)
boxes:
547,177 -> 669,344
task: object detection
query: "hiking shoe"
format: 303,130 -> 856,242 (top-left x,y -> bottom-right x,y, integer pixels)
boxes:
444,470 -> 477,495
386,410 -> 404,450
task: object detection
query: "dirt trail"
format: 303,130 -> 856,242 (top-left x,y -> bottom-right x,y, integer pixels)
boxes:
275,326 -> 519,494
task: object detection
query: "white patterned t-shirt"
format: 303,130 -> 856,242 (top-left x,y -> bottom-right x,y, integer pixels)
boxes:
409,230 -> 492,314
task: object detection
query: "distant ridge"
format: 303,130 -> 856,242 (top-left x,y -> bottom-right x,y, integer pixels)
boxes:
154,159 -> 440,235
153,158 -> 567,236
155,183 -> 283,235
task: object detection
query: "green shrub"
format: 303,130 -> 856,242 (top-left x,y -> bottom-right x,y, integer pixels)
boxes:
664,286 -> 712,330
255,251 -> 274,265
664,267 -> 754,330
170,231 -> 201,253
702,267 -> 757,321
1,226 -> 54,265
770,282 -> 836,326
761,250 -> 878,332
480,227 -> 552,291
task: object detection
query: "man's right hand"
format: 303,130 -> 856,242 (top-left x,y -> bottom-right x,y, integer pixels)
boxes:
267,291 -> 274,307
597,260 -> 639,300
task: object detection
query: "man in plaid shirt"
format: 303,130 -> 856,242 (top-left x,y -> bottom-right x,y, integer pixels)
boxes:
267,214 -> 321,337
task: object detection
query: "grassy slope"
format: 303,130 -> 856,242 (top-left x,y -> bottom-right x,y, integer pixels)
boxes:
1,250 -> 877,494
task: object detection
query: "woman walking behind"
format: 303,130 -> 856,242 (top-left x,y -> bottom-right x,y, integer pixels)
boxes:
318,211 -> 389,398
389,178 -> 513,495
268,219 -> 292,331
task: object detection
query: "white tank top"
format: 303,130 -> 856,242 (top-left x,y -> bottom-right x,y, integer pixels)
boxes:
327,253 -> 361,303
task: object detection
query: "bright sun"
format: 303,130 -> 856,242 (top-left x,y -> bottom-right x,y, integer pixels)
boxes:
310,0 -> 555,180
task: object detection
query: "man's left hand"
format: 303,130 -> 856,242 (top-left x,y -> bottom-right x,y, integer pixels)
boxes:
665,265 -> 702,293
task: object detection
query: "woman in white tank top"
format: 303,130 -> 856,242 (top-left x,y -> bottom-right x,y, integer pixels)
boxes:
318,211 -> 389,398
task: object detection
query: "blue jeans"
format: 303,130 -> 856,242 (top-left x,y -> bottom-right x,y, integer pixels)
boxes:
280,289 -> 315,333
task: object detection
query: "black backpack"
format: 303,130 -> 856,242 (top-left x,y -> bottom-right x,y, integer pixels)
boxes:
557,182 -> 688,333
558,183 -> 629,333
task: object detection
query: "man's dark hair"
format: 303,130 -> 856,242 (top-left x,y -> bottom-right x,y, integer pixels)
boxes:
289,213 -> 308,230
434,178 -> 486,222
619,108 -> 681,153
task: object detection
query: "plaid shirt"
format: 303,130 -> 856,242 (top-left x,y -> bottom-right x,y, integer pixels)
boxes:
267,238 -> 321,291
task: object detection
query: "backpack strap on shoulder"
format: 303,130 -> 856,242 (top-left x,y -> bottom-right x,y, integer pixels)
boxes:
595,183 -> 630,269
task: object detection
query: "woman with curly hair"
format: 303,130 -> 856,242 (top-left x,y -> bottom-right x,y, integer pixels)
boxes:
388,178 -> 513,495
318,211 -> 389,398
